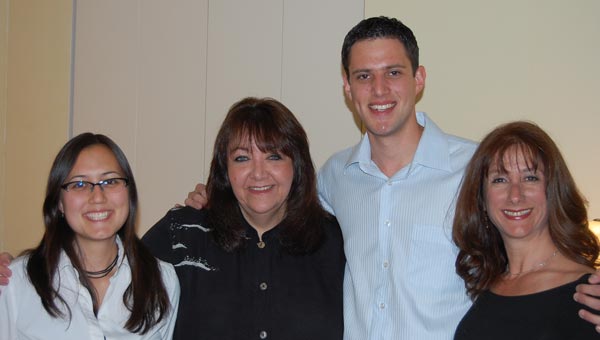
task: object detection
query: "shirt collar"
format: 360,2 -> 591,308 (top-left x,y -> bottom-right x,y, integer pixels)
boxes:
241,215 -> 282,242
344,112 -> 453,173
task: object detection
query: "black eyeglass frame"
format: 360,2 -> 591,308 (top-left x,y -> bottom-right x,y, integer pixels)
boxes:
60,177 -> 129,192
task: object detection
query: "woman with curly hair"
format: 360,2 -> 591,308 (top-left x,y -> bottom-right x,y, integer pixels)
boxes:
453,121 -> 599,339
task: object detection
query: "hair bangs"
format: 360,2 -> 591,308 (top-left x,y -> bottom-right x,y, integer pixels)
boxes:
484,136 -> 545,182
227,115 -> 293,158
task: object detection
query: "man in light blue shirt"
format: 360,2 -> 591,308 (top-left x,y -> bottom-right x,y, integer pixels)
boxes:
319,16 -> 600,339
318,112 -> 476,339
8,14 -> 596,340
317,16 -> 476,339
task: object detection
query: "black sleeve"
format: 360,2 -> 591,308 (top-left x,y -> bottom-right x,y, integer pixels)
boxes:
141,210 -> 175,263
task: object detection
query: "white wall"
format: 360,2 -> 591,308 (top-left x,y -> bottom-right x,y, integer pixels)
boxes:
4,1 -> 599,252
72,0 -> 365,234
367,0 -> 600,218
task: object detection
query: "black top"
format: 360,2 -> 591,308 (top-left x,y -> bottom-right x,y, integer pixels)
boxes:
142,206 -> 345,340
454,274 -> 597,340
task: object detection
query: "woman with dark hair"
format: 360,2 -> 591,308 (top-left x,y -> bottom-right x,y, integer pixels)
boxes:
0,133 -> 180,339
142,97 -> 345,340
453,121 -> 599,339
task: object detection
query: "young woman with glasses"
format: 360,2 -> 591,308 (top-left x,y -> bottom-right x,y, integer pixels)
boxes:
0,133 -> 180,339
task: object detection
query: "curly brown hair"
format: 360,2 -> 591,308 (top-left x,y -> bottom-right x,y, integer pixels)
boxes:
452,121 -> 599,299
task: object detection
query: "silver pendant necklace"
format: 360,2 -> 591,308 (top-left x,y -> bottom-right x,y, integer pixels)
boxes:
505,249 -> 558,277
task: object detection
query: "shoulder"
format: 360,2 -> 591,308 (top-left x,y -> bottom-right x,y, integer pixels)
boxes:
319,145 -> 355,174
143,206 -> 212,260
420,111 -> 478,164
7,255 -> 29,281
318,145 -> 356,197
438,131 -> 478,172
446,133 -> 478,154
164,205 -> 209,224
321,216 -> 343,242
0,256 -> 31,298
148,206 -> 211,237
448,134 -> 477,152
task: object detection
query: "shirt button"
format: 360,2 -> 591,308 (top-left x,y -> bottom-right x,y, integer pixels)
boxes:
383,261 -> 389,268
259,330 -> 268,339
259,282 -> 268,291
257,241 -> 265,249
379,302 -> 386,310
385,220 -> 391,227
387,181 -> 392,186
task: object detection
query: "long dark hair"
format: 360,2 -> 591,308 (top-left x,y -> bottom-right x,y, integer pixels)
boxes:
25,132 -> 170,334
206,97 -> 332,254
453,121 -> 599,298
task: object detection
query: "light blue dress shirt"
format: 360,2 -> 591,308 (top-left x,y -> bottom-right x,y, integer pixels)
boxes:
318,112 -> 477,340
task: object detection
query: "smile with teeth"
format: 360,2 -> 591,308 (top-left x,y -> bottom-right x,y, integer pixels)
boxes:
503,209 -> 531,217
86,211 -> 110,221
369,103 -> 395,111
249,185 -> 273,192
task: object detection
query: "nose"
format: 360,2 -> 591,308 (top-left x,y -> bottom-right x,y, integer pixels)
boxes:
372,75 -> 389,96
250,159 -> 267,179
89,184 -> 107,202
508,183 -> 524,204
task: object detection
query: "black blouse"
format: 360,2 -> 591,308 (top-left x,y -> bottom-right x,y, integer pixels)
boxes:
142,206 -> 345,340
454,274 -> 597,339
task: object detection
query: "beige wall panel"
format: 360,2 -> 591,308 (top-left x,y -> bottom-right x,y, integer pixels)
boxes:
367,0 -> 600,218
203,0 -> 284,177
3,0 -> 72,254
135,0 -> 208,233
281,0 -> 365,168
70,1 -> 365,236
73,0 -> 210,234
72,0 -> 139,158
0,0 -> 7,251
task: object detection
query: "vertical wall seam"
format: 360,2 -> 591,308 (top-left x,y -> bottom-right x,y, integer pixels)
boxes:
134,0 -> 141,168
280,0 -> 285,100
68,0 -> 77,138
0,0 -> 9,251
202,0 -> 210,180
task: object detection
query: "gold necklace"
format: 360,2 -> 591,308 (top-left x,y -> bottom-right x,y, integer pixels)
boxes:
505,249 -> 558,277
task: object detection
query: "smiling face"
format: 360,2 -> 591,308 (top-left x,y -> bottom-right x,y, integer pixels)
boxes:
59,144 -> 129,247
485,147 -> 549,242
343,38 -> 425,140
227,139 -> 294,230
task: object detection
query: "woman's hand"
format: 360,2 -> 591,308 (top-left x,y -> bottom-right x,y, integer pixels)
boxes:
184,183 -> 208,209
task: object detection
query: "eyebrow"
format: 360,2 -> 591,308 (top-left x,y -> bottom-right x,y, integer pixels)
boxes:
351,64 -> 407,75
66,171 -> 122,181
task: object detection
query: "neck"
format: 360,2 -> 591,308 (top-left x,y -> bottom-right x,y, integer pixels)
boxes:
367,124 -> 423,177
75,237 -> 119,273
241,211 -> 284,240
503,238 -> 558,278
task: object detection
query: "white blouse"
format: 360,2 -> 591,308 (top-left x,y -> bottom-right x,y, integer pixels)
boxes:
0,238 -> 180,340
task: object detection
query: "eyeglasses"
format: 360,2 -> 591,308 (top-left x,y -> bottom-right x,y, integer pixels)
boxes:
61,178 -> 129,193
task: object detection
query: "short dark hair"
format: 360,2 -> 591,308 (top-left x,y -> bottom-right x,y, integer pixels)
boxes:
342,16 -> 419,79
453,121 -> 599,298
26,132 -> 170,334
206,97 -> 332,254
